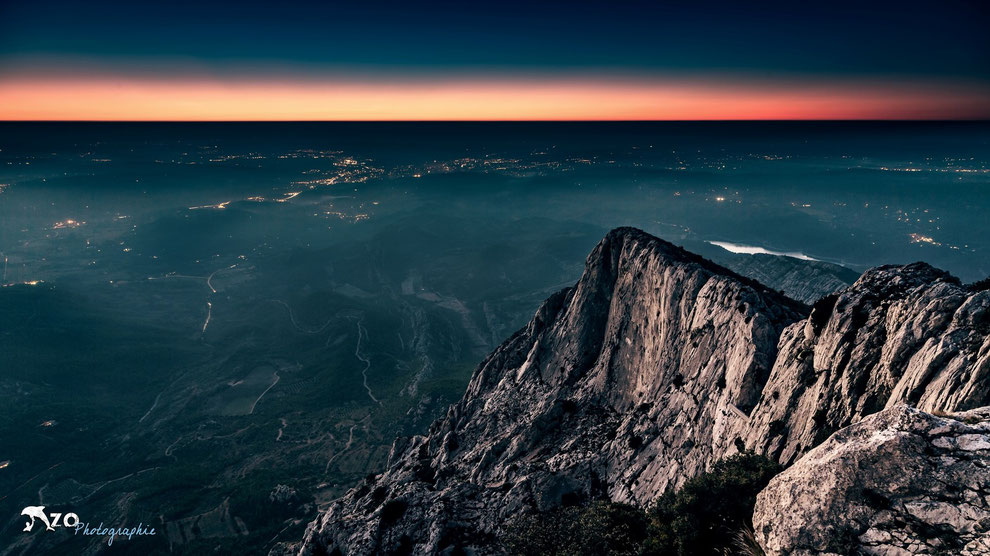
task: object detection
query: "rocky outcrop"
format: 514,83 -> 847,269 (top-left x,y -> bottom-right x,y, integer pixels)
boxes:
294,228 -> 990,555
754,404 -> 990,555
739,262 -> 990,466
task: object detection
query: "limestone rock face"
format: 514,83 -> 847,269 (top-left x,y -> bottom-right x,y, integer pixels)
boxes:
296,228 -> 806,554
739,263 -> 990,466
293,228 -> 990,556
754,404 -> 990,556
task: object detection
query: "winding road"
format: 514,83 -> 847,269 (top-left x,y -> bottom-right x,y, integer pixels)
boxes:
354,320 -> 382,406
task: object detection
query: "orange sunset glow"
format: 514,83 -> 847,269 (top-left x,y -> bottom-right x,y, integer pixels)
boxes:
2,75 -> 988,120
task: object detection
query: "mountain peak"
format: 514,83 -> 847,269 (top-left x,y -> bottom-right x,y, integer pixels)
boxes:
592,227 -> 807,309
851,260 -> 961,297
294,230 -> 989,556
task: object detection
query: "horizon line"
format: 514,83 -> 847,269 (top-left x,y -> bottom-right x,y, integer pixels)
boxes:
4,75 -> 988,121
4,119 -> 990,123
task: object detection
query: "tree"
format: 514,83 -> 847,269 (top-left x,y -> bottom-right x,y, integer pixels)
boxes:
642,453 -> 781,556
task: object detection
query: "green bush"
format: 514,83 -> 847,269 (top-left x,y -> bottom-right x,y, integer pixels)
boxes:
499,453 -> 780,556
969,276 -> 990,292
643,453 -> 781,555
502,500 -> 648,556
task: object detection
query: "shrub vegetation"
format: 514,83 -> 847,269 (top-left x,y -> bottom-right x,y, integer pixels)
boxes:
500,453 -> 781,556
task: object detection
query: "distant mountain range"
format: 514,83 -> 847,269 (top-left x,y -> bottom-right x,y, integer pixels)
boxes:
287,228 -> 990,555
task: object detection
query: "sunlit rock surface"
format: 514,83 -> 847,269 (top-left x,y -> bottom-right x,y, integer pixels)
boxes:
755,405 -> 990,555
739,262 -> 990,466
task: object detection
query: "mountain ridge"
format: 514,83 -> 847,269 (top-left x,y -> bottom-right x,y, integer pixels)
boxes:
290,227 -> 990,555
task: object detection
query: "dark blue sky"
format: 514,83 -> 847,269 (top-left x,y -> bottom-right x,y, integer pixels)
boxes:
1,0 -> 988,80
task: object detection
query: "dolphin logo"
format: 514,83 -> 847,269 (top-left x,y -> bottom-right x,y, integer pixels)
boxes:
21,506 -> 54,532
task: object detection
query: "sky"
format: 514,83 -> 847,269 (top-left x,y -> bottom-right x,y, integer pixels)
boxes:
0,0 -> 988,120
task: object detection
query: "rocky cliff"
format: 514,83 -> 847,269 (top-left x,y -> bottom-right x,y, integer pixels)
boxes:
755,404 -> 990,555
294,228 -> 990,555
739,262 -> 990,466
